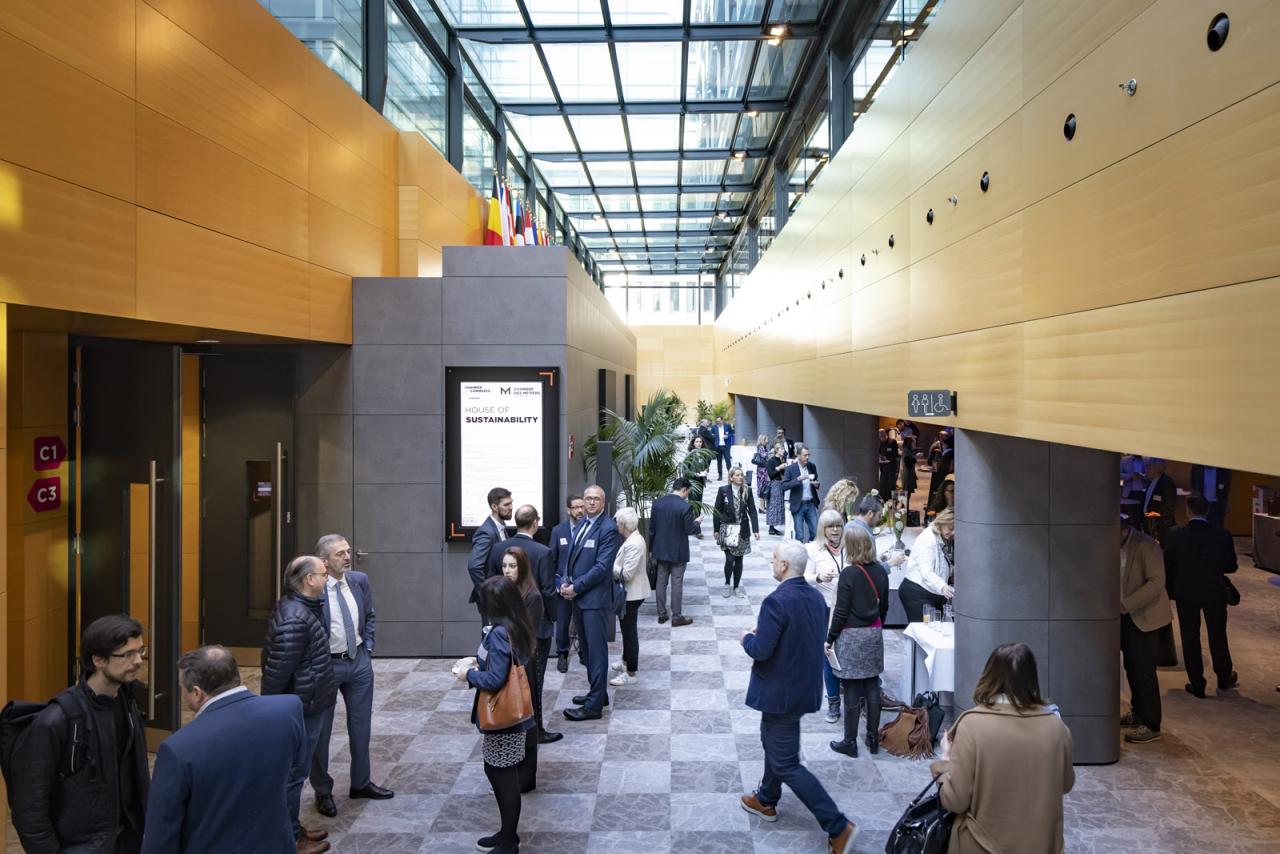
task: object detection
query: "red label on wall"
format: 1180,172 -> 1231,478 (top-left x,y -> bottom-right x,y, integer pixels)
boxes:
34,435 -> 67,471
28,477 -> 62,512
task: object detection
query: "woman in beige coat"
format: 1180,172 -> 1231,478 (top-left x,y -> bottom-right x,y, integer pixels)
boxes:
610,507 -> 650,686
931,642 -> 1074,853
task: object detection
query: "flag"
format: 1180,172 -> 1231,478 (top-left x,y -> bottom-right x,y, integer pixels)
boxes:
484,174 -> 503,246
513,197 -> 526,246
498,182 -> 512,246
523,205 -> 535,247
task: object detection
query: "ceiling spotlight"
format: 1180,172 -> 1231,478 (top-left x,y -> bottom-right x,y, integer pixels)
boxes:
904,27 -> 916,37
733,151 -> 746,160
592,213 -> 603,221
745,110 -> 759,118
767,36 -> 782,46
195,339 -> 220,344
717,211 -> 728,220
770,24 -> 787,37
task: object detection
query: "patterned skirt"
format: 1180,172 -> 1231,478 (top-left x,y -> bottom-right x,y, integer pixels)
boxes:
832,626 -> 884,680
766,482 -> 786,527
482,731 -> 527,768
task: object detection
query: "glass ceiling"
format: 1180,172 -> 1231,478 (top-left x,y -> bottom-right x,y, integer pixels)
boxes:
444,0 -> 830,275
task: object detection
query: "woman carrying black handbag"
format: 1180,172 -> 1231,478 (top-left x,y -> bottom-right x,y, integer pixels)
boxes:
714,467 -> 759,598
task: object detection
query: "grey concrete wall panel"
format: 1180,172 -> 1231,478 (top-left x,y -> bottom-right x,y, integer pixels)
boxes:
443,622 -> 481,656
952,617 -> 1050,713
1049,619 -> 1120,717
758,398 -> 803,441
354,483 -> 443,554
1049,443 -> 1121,526
297,347 -> 353,415
955,523 -> 1049,621
1048,525 -> 1120,620
442,278 -> 567,344
362,552 -> 444,622
443,245 -> 571,279
440,345 -> 567,369
296,414 -> 353,485
844,411 -> 881,494
296,483 -> 353,558
442,548 -> 480,623
352,345 -> 443,415
376,622 -> 443,657
734,394 -> 757,444
1059,715 -> 1119,766
354,415 -> 442,484
353,277 -> 443,344
955,430 -> 1049,525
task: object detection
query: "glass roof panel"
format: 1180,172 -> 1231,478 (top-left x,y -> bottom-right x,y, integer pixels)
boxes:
640,194 -> 679,211
615,43 -> 683,102
597,193 -> 640,212
582,235 -> 615,246
644,218 -> 677,231
464,43 -> 554,102
570,115 -> 628,151
683,113 -> 737,149
543,43 -> 618,101
770,0 -> 822,23
588,161 -> 635,186
681,159 -> 727,184
726,155 -> 762,182
437,0 -> 524,26
506,114 -> 574,151
557,194 -> 601,213
525,0 -> 605,26
626,115 -> 680,151
735,110 -> 780,148
608,0 -> 684,24
633,160 -> 681,184
687,40 -> 754,101
690,0 -> 768,23
750,38 -> 806,99
681,192 -> 720,210
611,235 -> 648,247
535,159 -> 591,186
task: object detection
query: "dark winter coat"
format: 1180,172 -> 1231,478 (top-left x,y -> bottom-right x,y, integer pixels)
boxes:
261,591 -> 338,717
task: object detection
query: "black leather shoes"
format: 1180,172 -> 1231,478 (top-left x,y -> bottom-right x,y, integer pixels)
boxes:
315,794 -> 337,817
564,706 -> 602,721
1219,671 -> 1239,691
658,614 -> 669,624
829,739 -> 858,758
556,654 -> 568,673
349,783 -> 394,800
1185,682 -> 1206,698
572,695 -> 609,707
539,729 -> 563,744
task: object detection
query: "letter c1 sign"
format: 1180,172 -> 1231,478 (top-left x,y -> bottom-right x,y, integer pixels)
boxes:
34,435 -> 67,471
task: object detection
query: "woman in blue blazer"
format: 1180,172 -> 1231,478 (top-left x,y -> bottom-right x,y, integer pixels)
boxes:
462,576 -> 536,854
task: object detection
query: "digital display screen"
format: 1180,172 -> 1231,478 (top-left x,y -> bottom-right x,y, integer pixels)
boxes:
255,481 -> 272,498
458,381 -> 544,528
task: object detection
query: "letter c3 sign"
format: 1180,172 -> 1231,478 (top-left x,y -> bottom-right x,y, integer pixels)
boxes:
28,477 -> 61,513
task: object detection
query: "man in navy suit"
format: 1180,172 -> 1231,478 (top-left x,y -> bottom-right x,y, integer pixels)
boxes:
557,484 -> 621,720
143,645 -> 308,853
493,504 -> 562,744
713,416 -> 736,480
739,540 -> 859,853
780,445 -> 821,543
468,487 -> 513,627
648,477 -> 702,626
552,494 -> 587,674
308,535 -> 393,817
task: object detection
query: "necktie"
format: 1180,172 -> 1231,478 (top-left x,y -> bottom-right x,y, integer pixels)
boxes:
573,519 -> 591,549
336,581 -> 358,658
496,519 -> 507,541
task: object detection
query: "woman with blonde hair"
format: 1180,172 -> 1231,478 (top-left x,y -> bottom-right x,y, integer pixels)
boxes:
714,467 -> 760,597
807,509 -> 846,723
900,508 -> 955,622
822,478 -> 861,522
751,434 -> 771,497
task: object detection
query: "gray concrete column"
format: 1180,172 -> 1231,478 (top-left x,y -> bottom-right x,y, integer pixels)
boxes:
734,394 -> 758,446
801,405 -> 879,496
758,398 -> 803,444
954,429 -> 1120,764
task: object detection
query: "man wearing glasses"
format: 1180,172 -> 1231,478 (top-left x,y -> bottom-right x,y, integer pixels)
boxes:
10,615 -> 151,854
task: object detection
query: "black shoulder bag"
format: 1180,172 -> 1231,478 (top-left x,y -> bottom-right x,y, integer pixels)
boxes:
884,774 -> 954,854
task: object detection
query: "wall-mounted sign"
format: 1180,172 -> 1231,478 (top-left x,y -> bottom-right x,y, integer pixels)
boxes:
33,435 -> 67,471
27,477 -> 61,512
907,390 -> 957,418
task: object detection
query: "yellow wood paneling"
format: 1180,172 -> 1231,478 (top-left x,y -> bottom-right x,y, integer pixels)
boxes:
135,0 -> 309,190
136,209 -> 312,339
0,163 -> 137,317
308,125 -> 397,237
0,0 -> 136,97
302,54 -> 398,180
308,196 -> 398,279
398,132 -> 445,198
308,265 -> 353,344
136,106 -> 310,261
0,29 -> 136,203
1020,0 -> 1157,96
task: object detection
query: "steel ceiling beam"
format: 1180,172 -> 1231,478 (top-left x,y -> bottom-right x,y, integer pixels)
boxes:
532,147 -> 769,162
454,23 -> 821,44
554,182 -> 757,194
502,99 -> 788,115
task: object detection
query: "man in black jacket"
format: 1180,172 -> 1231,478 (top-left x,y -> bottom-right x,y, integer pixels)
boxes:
649,478 -> 702,626
262,555 -> 338,854
11,614 -> 151,854
1163,494 -> 1239,697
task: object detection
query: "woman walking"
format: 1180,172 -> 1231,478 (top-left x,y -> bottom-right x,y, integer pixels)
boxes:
807,510 -> 846,723
610,507 -> 650,686
714,466 -> 760,597
752,434 -> 771,498
764,442 -> 787,535
460,576 -> 537,853
826,523 -> 889,757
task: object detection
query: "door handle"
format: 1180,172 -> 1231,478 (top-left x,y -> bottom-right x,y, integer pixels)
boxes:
274,442 -> 284,596
147,460 -> 158,721
355,550 -> 369,564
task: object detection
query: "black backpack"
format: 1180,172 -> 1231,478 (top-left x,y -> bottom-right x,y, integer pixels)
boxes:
0,690 -> 95,807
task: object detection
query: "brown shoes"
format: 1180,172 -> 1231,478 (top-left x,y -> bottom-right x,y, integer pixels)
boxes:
740,792 -> 778,822
296,835 -> 330,854
829,820 -> 859,854
300,827 -> 328,842
672,616 -> 693,626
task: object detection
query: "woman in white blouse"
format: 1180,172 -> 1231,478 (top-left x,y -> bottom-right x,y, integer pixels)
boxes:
899,507 -> 955,623
807,509 -> 846,723
610,507 -> 650,686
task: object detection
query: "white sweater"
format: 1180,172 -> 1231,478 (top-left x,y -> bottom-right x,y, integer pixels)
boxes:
903,523 -> 951,596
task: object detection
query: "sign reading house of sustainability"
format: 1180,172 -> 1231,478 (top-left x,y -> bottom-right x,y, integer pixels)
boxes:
459,381 -> 544,528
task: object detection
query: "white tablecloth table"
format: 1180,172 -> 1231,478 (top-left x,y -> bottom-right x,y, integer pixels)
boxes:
899,621 -> 955,702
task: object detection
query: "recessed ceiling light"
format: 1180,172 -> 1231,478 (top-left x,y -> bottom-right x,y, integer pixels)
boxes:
195,339 -> 220,344
733,151 -> 746,160
745,110 -> 759,118
770,24 -> 787,37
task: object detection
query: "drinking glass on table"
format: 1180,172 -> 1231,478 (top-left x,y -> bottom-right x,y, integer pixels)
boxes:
944,604 -> 954,623
922,608 -> 932,625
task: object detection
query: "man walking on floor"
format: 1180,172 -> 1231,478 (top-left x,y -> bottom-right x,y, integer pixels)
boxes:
1119,517 -> 1173,744
780,445 -> 821,543
649,477 -> 702,626
309,534 -> 394,818
740,540 -> 859,853
557,485 -> 620,721
552,494 -> 587,674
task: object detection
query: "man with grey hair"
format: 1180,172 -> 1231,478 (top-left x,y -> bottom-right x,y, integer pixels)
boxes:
740,540 -> 859,853
261,556 -> 337,853
308,535 -> 393,817
853,495 -> 905,568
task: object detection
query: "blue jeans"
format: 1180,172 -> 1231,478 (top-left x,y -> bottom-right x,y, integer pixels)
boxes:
311,646 -> 375,794
822,656 -> 840,700
793,501 -> 819,543
289,710 -> 328,837
755,712 -> 847,837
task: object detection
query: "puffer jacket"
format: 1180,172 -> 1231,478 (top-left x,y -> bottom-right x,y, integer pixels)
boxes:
261,592 -> 337,716
10,681 -> 150,854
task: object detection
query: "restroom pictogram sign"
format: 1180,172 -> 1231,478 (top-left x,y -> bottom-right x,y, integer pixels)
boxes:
34,435 -> 67,471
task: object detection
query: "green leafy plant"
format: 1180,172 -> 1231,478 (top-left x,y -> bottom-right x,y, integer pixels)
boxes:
695,398 -> 733,424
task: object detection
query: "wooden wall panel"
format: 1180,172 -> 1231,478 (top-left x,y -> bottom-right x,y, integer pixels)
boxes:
1020,0 -> 1157,96
302,56 -> 398,180
0,29 -> 136,203
0,0 -> 136,96
308,265 -> 354,342
308,197 -> 397,279
308,126 -> 397,237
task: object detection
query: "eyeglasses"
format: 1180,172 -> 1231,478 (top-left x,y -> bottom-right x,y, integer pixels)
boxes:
110,647 -> 148,660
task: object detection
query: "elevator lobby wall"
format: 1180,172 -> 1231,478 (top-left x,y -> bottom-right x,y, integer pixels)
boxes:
714,0 -> 1280,477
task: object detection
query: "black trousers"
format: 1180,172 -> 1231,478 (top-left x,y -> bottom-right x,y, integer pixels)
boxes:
840,676 -> 881,744
1120,614 -> 1162,731
878,464 -> 897,497
533,636 -> 551,733
484,740 -> 537,846
1176,596 -> 1233,690
621,599 -> 642,673
898,579 -> 946,623
724,552 -> 744,588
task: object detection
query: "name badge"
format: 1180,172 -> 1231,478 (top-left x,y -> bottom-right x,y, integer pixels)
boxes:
586,539 -> 596,549
559,537 -> 568,545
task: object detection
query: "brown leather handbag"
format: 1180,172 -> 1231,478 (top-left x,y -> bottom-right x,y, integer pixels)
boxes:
477,660 -> 533,731
879,704 -> 936,759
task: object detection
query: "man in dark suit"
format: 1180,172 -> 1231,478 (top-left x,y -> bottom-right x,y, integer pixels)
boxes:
1191,464 -> 1232,529
496,504 -> 562,744
739,540 -> 859,853
713,416 -> 736,480
774,426 -> 795,461
309,535 -> 393,818
557,484 -> 621,720
927,431 -> 954,509
1140,459 -> 1177,539
143,645 -> 309,854
552,494 -> 587,674
649,478 -> 702,626
877,428 -> 899,497
468,487 -> 513,627
780,444 -> 821,543
1163,494 -> 1239,697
